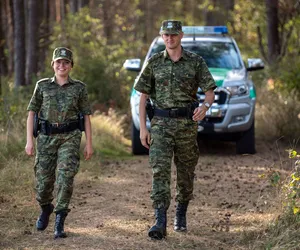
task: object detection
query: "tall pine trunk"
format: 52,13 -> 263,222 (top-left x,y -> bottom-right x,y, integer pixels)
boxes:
0,0 -> 8,77
13,0 -> 25,87
26,0 -> 38,85
5,0 -> 14,76
266,0 -> 280,65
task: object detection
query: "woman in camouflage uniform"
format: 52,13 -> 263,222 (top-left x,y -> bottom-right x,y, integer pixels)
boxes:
25,47 -> 93,239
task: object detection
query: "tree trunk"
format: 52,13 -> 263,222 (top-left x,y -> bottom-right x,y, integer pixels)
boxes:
145,0 -> 153,44
13,0 -> 26,87
205,0 -> 218,25
61,0 -> 65,20
39,0 -> 51,72
89,0 -> 96,17
55,0 -> 61,23
0,0 -> 8,76
78,0 -> 89,9
5,0 -> 14,76
102,0 -> 112,42
265,0 -> 280,64
70,0 -> 78,13
49,0 -> 56,24
26,0 -> 39,85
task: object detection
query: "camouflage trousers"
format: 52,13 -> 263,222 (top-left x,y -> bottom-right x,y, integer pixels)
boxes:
34,130 -> 82,213
149,117 -> 199,209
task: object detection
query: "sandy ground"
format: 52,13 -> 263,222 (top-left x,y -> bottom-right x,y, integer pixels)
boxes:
0,139 -> 296,250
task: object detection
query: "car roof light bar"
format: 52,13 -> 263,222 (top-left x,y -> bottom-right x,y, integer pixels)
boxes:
182,26 -> 228,35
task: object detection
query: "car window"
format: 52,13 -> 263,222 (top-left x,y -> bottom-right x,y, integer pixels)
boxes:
149,42 -> 242,69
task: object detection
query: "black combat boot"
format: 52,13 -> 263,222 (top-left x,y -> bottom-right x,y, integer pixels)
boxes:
36,204 -> 54,231
148,208 -> 167,240
174,202 -> 189,232
54,212 -> 68,239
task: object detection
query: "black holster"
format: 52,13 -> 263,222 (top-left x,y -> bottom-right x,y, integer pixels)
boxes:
33,113 -> 40,138
187,102 -> 199,119
146,99 -> 154,121
78,113 -> 85,131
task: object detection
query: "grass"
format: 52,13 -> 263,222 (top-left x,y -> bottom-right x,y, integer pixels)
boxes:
255,86 -> 300,141
89,108 -> 132,159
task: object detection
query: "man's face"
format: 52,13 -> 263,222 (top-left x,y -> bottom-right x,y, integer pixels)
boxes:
52,59 -> 72,78
162,33 -> 183,50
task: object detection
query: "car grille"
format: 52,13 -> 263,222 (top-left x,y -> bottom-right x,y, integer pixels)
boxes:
197,87 -> 229,105
196,88 -> 229,123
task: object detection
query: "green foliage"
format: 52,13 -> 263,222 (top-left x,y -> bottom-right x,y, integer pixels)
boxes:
0,79 -> 36,165
273,57 -> 300,98
253,149 -> 300,249
229,0 -> 266,58
41,8 -> 141,111
282,150 -> 300,215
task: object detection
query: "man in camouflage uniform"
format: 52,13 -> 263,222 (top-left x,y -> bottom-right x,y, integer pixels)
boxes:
25,47 -> 93,239
134,20 -> 216,239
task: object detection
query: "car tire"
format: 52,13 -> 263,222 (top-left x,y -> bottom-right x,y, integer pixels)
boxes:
236,120 -> 256,154
131,122 -> 149,155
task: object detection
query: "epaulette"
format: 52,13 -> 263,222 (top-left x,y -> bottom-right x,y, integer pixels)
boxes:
184,49 -> 203,60
36,78 -> 50,84
148,51 -> 164,63
72,79 -> 86,86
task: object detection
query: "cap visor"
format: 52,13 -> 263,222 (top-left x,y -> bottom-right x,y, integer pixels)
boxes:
53,57 -> 71,62
160,30 -> 181,35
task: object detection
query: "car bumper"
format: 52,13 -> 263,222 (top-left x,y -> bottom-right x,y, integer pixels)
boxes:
198,102 -> 254,134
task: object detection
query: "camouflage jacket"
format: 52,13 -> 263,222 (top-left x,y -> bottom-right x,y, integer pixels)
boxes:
134,48 -> 216,109
27,76 -> 91,123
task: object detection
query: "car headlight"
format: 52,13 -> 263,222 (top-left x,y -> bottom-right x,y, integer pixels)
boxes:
223,69 -> 248,96
225,84 -> 248,96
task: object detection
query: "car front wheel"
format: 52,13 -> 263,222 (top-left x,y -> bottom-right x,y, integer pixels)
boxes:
236,120 -> 256,154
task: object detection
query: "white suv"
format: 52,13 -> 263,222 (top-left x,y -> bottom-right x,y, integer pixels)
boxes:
124,26 -> 264,155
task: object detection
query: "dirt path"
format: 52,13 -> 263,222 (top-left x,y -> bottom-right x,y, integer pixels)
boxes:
1,139 -> 294,250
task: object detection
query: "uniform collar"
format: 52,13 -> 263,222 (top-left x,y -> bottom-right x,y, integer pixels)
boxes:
50,76 -> 74,84
163,46 -> 187,62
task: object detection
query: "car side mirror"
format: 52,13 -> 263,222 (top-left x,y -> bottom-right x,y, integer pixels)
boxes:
247,58 -> 264,71
123,59 -> 141,72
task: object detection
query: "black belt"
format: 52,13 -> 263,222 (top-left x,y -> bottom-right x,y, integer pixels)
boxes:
40,120 -> 79,135
154,107 -> 190,118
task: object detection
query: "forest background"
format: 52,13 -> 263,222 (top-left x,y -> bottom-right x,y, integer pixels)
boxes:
0,0 -> 299,141
0,0 -> 300,249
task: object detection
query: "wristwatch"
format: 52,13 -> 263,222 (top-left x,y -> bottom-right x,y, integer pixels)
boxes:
202,102 -> 211,110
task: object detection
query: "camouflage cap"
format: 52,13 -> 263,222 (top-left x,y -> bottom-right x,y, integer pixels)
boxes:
159,20 -> 182,35
52,47 -> 73,62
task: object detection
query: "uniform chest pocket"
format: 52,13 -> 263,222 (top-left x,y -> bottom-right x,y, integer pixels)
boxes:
65,92 -> 79,107
43,90 -> 57,107
154,71 -> 170,93
178,73 -> 198,94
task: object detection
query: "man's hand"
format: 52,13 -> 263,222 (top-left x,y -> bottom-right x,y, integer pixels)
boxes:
192,106 -> 208,121
140,128 -> 151,149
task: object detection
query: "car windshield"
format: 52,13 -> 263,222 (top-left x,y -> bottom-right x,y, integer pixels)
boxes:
149,41 -> 242,69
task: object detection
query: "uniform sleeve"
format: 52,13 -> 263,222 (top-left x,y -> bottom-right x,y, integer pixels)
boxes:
133,60 -> 153,95
78,85 -> 92,115
196,57 -> 217,93
27,83 -> 43,112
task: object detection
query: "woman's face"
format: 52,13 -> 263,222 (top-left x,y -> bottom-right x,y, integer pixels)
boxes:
52,59 -> 72,78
